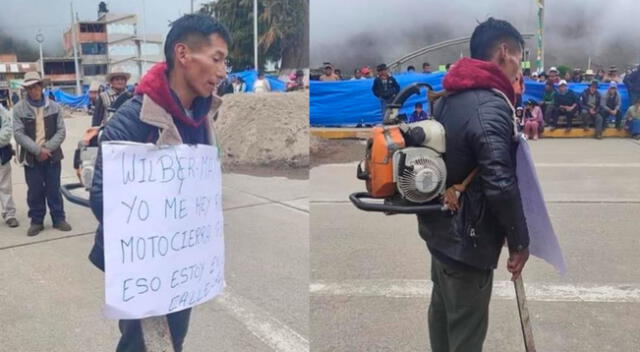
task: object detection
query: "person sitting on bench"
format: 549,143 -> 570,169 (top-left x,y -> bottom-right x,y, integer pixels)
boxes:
551,80 -> 579,131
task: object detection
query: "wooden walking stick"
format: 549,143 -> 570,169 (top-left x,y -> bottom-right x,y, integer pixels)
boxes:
514,275 -> 536,352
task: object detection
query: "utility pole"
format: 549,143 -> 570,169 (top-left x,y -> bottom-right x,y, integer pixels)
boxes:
36,31 -> 44,76
190,0 -> 194,13
254,0 -> 258,71
536,0 -> 544,73
70,2 -> 82,95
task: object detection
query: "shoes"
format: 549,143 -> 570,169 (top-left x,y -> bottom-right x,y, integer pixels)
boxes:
5,218 -> 19,228
27,223 -> 44,237
53,220 -> 72,232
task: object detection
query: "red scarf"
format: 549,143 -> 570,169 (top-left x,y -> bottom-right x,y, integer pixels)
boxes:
443,57 -> 516,105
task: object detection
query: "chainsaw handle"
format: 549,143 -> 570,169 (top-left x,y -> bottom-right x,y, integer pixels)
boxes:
387,83 -> 434,109
349,192 -> 447,214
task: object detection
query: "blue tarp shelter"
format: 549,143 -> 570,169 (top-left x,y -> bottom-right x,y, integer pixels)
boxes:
310,73 -> 631,127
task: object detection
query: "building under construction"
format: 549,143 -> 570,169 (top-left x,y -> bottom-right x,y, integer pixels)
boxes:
60,2 -> 162,90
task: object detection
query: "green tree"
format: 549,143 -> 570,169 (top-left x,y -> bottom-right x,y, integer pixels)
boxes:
199,0 -> 308,71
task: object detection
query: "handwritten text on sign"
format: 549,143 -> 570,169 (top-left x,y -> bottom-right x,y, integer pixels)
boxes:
102,142 -> 224,319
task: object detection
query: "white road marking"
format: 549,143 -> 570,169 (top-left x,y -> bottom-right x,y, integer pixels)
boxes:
215,290 -> 309,352
310,280 -> 640,303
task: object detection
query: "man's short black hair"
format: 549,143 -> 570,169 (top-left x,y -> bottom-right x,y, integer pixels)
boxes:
407,65 -> 415,71
470,17 -> 524,61
164,14 -> 232,71
422,62 -> 430,67
415,102 -> 423,108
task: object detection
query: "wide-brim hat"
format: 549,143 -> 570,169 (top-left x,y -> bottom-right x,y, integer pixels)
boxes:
608,65 -> 618,72
377,63 -> 388,72
21,71 -> 50,87
106,67 -> 131,81
585,69 -> 595,75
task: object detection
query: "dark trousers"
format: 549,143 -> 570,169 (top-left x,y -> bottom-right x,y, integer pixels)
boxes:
428,257 -> 493,352
580,109 -> 601,130
24,160 -> 65,224
551,108 -> 578,129
117,308 -> 192,352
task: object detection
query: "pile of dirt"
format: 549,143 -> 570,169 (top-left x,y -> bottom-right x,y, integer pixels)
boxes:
214,91 -> 309,169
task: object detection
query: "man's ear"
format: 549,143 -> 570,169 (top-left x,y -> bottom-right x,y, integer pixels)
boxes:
174,43 -> 190,67
497,43 -> 509,63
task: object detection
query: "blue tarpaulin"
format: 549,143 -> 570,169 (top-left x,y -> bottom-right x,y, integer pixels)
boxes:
310,72 -> 445,126
47,89 -> 90,109
310,73 -> 631,127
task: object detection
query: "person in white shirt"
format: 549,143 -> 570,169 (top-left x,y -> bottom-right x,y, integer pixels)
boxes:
253,72 -> 271,93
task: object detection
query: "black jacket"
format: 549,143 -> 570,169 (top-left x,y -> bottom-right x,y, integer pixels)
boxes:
372,76 -> 400,102
417,89 -> 529,270
623,69 -> 640,94
554,90 -> 579,108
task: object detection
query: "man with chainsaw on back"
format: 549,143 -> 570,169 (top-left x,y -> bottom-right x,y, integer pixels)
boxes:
418,18 -> 530,352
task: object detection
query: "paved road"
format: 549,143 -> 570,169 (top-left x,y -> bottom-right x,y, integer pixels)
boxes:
310,138 -> 640,351
0,112 -> 309,352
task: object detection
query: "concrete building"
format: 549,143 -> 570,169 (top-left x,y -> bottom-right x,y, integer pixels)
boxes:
38,57 -> 79,93
62,4 -> 162,87
0,54 -> 38,108
63,21 -> 108,85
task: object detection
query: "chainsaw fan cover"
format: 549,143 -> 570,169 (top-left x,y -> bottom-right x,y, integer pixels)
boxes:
392,147 -> 446,203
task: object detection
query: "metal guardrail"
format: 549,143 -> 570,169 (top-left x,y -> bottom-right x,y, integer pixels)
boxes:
387,34 -> 535,72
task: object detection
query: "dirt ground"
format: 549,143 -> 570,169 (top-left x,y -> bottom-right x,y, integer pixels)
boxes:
310,135 -> 366,166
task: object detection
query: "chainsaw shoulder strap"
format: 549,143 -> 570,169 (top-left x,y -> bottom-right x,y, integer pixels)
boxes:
429,90 -> 450,121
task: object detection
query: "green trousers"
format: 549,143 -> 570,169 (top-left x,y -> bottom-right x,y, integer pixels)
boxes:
428,257 -> 493,352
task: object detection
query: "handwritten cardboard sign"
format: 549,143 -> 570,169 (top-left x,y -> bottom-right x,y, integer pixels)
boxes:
102,142 -> 224,319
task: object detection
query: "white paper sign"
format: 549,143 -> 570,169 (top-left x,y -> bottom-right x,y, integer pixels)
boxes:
102,142 -> 224,319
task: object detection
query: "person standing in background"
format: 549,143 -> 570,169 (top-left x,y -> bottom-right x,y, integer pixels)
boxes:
253,71 -> 272,93
13,72 -> 71,237
92,67 -> 132,127
372,63 -> 400,118
0,104 -> 19,228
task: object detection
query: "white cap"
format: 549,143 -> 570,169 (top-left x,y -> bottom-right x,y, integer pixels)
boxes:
559,79 -> 568,86
549,66 -> 558,73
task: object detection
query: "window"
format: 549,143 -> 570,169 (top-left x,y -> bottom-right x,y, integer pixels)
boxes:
83,64 -> 107,76
79,23 -> 106,33
81,43 -> 107,55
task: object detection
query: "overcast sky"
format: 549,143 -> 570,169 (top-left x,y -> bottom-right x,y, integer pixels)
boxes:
1,0 -> 201,55
311,0 -> 640,72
